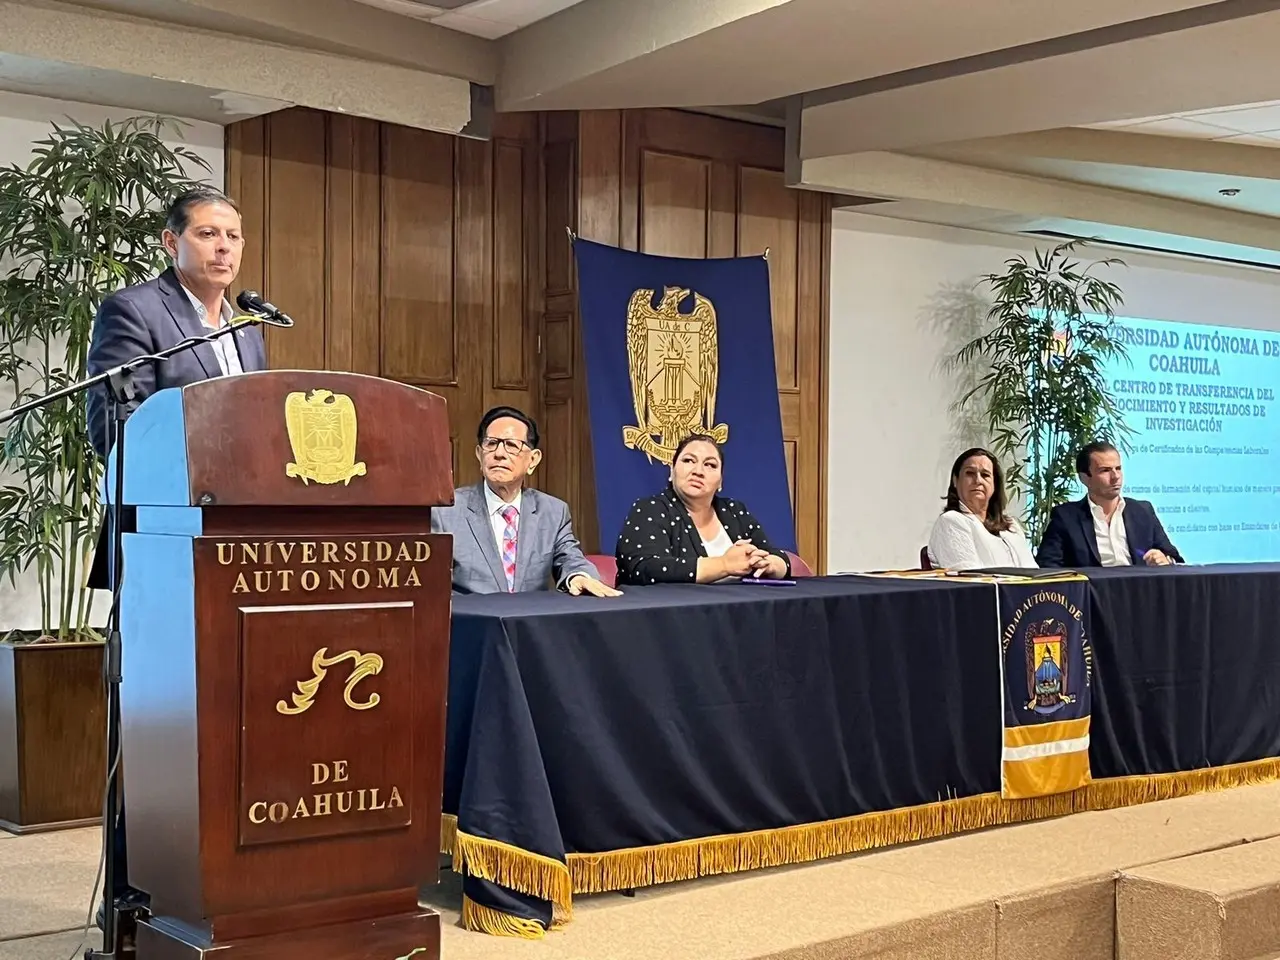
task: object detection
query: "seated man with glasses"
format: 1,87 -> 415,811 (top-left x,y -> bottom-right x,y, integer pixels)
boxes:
431,406 -> 620,596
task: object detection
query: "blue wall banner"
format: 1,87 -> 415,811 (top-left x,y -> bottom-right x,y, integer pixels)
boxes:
998,578 -> 1093,799
573,238 -> 795,554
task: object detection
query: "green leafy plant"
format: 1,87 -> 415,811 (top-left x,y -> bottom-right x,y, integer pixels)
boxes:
950,240 -> 1132,543
0,116 -> 209,640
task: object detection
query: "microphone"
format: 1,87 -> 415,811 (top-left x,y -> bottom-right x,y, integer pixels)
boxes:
236,290 -> 294,327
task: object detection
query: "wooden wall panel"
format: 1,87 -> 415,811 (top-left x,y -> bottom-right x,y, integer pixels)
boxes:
226,108 -> 542,493
381,125 -> 457,386
227,106 -> 824,565
544,140 -> 575,300
325,115 -> 382,376
739,167 -> 800,392
540,399 -> 574,513
784,440 -> 797,511
449,134 -> 490,446
637,152 -> 709,257
224,119 -> 264,310
543,314 -> 572,380
493,142 -> 528,391
576,111 -> 622,247
795,188 -> 830,566
352,119 -> 383,377
325,115 -> 356,373
542,110 -> 617,554
264,109 -> 327,372
542,109 -> 830,570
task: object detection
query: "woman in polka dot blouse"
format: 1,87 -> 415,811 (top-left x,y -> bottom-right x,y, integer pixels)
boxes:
614,433 -> 792,586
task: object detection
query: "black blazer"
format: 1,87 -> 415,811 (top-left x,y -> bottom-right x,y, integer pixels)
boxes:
615,484 -> 790,585
1036,497 -> 1183,568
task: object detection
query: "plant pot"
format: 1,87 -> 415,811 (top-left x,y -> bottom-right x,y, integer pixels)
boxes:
0,639 -> 106,833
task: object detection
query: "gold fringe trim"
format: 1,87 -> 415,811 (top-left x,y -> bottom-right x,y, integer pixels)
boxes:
451,827 -> 573,914
442,813 -> 573,926
440,813 -> 457,856
568,757 -> 1280,895
461,894 -> 546,939
567,790 -> 1082,894
1084,757 -> 1280,811
441,757 -> 1280,923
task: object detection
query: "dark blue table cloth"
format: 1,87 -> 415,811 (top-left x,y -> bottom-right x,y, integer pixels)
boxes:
443,566 -> 1280,932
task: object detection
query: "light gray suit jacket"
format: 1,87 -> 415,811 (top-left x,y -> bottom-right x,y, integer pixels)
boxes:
430,482 -> 599,594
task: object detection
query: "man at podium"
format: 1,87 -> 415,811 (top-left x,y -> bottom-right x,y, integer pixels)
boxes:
84,184 -> 268,939
86,185 -> 266,457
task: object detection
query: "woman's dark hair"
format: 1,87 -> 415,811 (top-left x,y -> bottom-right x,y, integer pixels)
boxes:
672,433 -> 724,466
943,447 -> 1012,534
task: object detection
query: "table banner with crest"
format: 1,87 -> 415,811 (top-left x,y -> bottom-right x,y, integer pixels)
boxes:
998,577 -> 1093,799
572,237 -> 796,554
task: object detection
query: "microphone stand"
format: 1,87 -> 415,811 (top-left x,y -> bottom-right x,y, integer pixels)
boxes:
0,312 -> 277,960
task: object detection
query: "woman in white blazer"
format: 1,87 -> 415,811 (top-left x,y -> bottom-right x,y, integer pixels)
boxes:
927,447 -> 1038,570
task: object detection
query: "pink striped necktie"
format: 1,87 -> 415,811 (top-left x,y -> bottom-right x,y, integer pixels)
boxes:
500,504 -> 519,592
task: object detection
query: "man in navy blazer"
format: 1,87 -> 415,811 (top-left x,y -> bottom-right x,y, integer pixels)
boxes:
86,185 -> 266,457
86,185 -> 268,589
84,185 -> 266,939
1036,441 -> 1183,568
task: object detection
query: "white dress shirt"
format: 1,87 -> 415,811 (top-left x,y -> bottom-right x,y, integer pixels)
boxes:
927,505 -> 1039,570
181,285 -> 243,377
483,482 -> 522,557
1089,497 -> 1131,567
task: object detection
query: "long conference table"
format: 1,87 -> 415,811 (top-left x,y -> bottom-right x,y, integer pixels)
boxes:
442,565 -> 1280,934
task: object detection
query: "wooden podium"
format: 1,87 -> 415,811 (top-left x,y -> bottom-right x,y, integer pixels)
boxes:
116,371 -> 454,959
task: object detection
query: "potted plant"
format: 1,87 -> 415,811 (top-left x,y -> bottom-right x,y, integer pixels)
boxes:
950,240 -> 1132,544
0,116 -> 209,831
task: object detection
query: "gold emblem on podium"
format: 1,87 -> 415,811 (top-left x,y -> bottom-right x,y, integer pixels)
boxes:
277,647 -> 384,715
622,287 -> 729,464
284,389 -> 368,485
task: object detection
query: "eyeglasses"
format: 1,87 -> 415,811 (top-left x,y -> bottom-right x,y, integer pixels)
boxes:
480,437 -> 531,455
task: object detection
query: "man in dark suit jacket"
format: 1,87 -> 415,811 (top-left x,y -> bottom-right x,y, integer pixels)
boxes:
1036,441 -> 1183,568
86,184 -> 266,458
85,185 -> 266,936
87,185 -> 267,586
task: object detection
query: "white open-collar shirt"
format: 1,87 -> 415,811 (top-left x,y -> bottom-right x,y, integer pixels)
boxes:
927,503 -> 1038,570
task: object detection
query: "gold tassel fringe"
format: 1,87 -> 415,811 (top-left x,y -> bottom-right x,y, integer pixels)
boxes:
568,789 -> 1083,894
450,827 -> 574,914
461,894 -> 546,939
1084,757 -> 1280,811
441,756 -> 1280,918
440,813 -> 457,856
